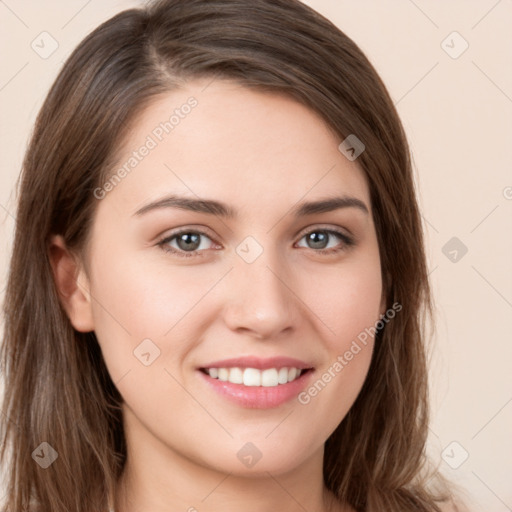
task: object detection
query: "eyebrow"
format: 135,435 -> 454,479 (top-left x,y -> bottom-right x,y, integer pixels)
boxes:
133,194 -> 369,218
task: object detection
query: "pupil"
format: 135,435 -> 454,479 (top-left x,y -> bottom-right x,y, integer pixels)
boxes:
178,233 -> 200,251
308,231 -> 327,249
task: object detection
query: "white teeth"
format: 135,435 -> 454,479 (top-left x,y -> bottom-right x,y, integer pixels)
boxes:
206,367 -> 304,387
243,368 -> 261,386
229,367 -> 243,384
278,367 -> 289,384
261,368 -> 278,387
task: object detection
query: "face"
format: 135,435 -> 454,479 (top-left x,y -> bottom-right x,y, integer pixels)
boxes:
75,79 -> 385,477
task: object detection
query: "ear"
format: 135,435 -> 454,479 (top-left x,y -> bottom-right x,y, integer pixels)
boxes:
48,235 -> 94,332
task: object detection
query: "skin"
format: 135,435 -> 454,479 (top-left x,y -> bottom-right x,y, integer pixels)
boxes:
50,79 -> 386,512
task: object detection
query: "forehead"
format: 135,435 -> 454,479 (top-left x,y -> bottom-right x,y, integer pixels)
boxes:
101,79 -> 371,217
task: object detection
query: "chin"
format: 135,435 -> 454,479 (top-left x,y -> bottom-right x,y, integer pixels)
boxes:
193,437 -> 320,478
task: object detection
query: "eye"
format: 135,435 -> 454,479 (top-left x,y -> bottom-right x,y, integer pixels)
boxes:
157,226 -> 355,259
295,228 -> 354,255
158,229 -> 218,258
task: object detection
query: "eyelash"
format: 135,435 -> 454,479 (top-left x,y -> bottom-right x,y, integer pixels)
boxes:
157,227 -> 355,259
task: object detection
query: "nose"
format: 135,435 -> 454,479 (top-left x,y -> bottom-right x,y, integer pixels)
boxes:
222,248 -> 300,340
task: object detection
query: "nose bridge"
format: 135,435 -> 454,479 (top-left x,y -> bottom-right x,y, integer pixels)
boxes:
223,235 -> 298,338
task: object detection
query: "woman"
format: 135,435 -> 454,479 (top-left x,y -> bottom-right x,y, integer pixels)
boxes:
0,0 -> 465,510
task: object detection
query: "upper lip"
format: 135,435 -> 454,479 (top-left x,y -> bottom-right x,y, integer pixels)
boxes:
199,356 -> 313,370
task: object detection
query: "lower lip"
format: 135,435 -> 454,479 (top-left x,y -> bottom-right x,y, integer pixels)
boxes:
198,370 -> 313,409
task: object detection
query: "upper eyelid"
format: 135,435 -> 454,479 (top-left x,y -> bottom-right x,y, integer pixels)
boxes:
158,225 -> 219,245
295,223 -> 353,239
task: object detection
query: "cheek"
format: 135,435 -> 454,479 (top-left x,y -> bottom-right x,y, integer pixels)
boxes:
295,249 -> 382,424
308,247 -> 383,351
87,250 -> 208,375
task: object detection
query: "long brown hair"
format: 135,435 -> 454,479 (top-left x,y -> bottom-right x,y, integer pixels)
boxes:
1,0 -> 454,510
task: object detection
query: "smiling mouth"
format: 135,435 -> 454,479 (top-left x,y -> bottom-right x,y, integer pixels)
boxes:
199,367 -> 313,387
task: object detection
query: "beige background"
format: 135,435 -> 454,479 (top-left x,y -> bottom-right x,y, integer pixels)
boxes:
1,1 -> 511,510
